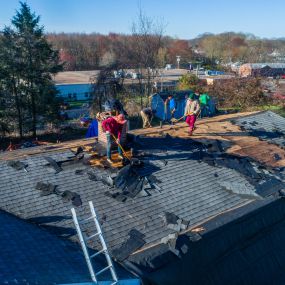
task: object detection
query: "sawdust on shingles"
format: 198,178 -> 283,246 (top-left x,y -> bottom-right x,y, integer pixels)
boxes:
88,150 -> 132,168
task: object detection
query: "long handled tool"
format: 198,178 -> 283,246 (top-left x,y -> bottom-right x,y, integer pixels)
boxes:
171,112 -> 193,123
111,133 -> 131,161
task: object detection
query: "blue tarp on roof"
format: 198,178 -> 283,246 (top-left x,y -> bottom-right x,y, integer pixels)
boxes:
151,90 -> 192,120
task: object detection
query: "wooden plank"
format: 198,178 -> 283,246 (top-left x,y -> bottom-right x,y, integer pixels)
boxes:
0,138 -> 96,161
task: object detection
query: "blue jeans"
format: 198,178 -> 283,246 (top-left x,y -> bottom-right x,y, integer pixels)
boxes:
106,132 -> 123,159
201,105 -> 209,118
163,105 -> 168,121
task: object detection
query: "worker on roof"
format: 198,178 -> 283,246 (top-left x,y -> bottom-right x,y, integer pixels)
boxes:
184,93 -> 200,136
194,90 -> 201,101
101,114 -> 127,164
163,94 -> 176,123
199,93 -> 211,117
140,107 -> 156,128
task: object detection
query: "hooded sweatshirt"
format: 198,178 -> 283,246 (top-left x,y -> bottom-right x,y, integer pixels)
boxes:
184,99 -> 200,116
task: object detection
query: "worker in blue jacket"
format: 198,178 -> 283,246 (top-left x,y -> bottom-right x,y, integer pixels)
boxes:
169,95 -> 176,120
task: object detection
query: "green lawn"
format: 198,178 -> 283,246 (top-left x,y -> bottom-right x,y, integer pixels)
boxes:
217,105 -> 285,118
67,100 -> 90,109
257,105 -> 285,117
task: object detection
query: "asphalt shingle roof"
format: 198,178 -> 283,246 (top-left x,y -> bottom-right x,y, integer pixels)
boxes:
1,111 -> 285,273
0,210 -> 91,284
0,139 -> 268,252
232,111 -> 285,149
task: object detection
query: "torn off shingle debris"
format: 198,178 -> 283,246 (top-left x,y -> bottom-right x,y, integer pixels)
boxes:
112,229 -> 146,261
35,182 -> 57,196
61,190 -> 82,207
89,163 -> 163,202
163,212 -> 189,232
44,156 -> 62,173
7,160 -> 27,171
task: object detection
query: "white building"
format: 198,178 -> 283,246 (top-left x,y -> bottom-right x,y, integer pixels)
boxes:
53,70 -> 99,101
56,83 -> 93,101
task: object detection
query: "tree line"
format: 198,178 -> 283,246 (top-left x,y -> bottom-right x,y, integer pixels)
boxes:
47,33 -> 194,71
1,2 -> 283,140
47,32 -> 285,72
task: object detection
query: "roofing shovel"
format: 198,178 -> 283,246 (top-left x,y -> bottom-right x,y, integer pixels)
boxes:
170,112 -> 193,123
111,134 -> 143,166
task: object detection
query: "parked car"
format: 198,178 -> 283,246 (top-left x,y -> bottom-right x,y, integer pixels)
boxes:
165,64 -> 173,70
131,72 -> 142,79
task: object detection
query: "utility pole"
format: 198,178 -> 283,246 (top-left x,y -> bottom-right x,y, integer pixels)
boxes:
196,61 -> 202,77
160,69 -> 163,92
176,55 -> 181,69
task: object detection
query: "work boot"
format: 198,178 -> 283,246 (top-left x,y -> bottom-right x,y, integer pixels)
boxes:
118,154 -> 124,160
107,158 -> 113,164
189,131 -> 193,136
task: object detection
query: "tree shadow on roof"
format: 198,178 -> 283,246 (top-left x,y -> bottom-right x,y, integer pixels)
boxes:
27,215 -> 71,224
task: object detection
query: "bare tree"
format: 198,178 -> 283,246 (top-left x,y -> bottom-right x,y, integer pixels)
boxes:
131,7 -> 166,106
90,63 -> 124,113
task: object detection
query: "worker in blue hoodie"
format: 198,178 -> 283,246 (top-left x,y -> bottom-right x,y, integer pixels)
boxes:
164,94 -> 176,122
169,95 -> 176,120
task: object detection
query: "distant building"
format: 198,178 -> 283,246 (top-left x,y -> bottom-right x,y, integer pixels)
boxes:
53,70 -> 98,101
239,63 -> 285,77
56,83 -> 93,101
54,69 -> 191,101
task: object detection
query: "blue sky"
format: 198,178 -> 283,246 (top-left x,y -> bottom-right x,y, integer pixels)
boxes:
0,0 -> 284,39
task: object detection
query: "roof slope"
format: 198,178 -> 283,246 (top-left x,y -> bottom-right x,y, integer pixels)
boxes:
1,111 -> 285,267
0,209 -> 135,284
232,110 -> 285,149
0,144 -> 254,251
0,210 -> 91,284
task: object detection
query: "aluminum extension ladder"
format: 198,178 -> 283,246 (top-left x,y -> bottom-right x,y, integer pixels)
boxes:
71,201 -> 118,284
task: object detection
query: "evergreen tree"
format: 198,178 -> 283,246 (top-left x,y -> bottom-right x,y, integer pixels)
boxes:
0,27 -> 26,137
0,2 -> 62,138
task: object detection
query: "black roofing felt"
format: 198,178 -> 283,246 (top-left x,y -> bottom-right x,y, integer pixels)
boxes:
128,197 -> 285,285
232,111 -> 285,149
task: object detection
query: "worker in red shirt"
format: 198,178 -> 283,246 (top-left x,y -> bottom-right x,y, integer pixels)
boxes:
101,114 -> 127,163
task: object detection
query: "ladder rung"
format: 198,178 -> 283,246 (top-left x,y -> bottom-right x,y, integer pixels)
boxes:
86,232 -> 100,241
96,265 -> 112,276
111,282 -> 118,285
90,249 -> 106,259
81,215 -> 96,223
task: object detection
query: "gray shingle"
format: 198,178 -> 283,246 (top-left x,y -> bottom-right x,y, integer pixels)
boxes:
233,111 -> 285,148
1,126 -> 283,264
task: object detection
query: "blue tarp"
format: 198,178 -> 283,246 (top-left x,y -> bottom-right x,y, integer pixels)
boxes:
151,93 -> 188,120
86,119 -> 98,138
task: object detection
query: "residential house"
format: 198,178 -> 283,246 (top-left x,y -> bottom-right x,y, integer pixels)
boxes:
1,111 -> 285,284
239,63 -> 285,77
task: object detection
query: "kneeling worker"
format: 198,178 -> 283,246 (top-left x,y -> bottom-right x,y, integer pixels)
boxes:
140,107 -> 156,128
102,114 -> 127,163
184,94 -> 200,136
